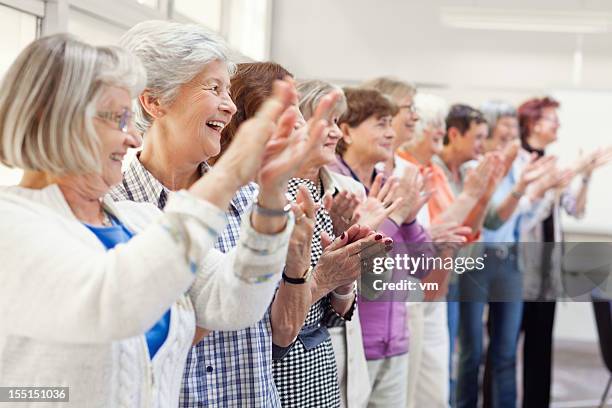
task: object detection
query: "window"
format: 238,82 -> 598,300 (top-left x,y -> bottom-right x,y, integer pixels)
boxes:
0,4 -> 39,76
67,8 -> 125,45
173,0 -> 221,32
0,2 -> 40,185
227,0 -> 271,61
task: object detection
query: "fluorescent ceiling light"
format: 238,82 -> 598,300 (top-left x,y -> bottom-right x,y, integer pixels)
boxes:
440,6 -> 612,34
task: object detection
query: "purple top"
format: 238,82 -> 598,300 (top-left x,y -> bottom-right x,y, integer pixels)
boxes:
328,156 -> 431,360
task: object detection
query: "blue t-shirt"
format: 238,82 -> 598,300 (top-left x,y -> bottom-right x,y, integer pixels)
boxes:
85,216 -> 171,359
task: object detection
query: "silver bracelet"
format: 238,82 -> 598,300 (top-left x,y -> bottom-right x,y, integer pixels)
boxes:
331,283 -> 356,300
252,196 -> 292,217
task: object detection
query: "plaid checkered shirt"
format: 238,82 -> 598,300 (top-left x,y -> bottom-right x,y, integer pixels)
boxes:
109,155 -> 280,407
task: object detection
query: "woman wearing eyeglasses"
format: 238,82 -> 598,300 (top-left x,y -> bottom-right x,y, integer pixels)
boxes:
0,33 -> 316,407
517,96 -> 611,408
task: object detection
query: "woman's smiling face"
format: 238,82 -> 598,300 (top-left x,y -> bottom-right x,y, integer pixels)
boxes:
160,59 -> 238,165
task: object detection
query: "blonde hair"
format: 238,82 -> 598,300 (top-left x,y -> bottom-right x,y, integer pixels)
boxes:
297,79 -> 347,121
361,77 -> 416,103
0,33 -> 146,175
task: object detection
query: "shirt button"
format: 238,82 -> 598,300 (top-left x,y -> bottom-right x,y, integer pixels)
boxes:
206,366 -> 214,373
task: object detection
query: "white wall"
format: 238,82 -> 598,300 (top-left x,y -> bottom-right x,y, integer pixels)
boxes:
271,0 -> 612,237
270,0 -> 612,106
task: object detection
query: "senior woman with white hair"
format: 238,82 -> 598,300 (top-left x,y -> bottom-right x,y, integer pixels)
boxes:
0,34 -> 315,407
113,20 -> 324,333
297,80 -> 399,408
395,94 -> 490,408
114,22 -> 348,407
211,64 -> 391,408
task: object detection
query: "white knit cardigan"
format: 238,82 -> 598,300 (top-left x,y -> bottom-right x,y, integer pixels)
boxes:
0,184 -> 292,407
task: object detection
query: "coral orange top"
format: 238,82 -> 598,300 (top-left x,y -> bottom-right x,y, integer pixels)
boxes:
396,150 -> 455,223
396,150 -> 481,242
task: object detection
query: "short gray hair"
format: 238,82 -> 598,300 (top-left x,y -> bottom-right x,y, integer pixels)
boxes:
297,80 -> 347,121
0,33 -> 145,175
413,93 -> 448,142
120,20 -> 236,133
361,77 -> 416,102
479,100 -> 517,138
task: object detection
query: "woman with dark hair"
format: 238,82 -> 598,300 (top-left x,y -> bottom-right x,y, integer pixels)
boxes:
329,87 -> 433,407
216,62 -> 393,408
517,96 -> 610,408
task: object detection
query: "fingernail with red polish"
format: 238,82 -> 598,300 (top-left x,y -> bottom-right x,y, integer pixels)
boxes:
375,234 -> 382,240
341,232 -> 346,239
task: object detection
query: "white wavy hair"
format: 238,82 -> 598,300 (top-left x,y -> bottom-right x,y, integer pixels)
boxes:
413,93 -> 449,142
120,20 -> 236,133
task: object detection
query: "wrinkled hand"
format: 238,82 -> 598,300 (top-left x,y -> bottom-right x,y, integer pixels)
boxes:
312,224 -> 390,294
463,157 -> 495,199
285,185 -> 318,278
392,165 -> 432,224
574,146 -> 612,176
428,221 -> 472,244
258,87 -> 343,192
354,173 -> 403,230
517,155 -> 556,191
501,140 -> 520,177
324,190 -> 361,236
552,168 -> 575,190
484,152 -> 506,196
213,79 -> 297,188
525,156 -> 562,199
349,173 -> 399,230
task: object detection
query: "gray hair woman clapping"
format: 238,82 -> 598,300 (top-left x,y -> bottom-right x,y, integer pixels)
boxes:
0,33 -> 315,407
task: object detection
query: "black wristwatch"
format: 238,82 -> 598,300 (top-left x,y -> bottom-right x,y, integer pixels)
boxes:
282,266 -> 313,285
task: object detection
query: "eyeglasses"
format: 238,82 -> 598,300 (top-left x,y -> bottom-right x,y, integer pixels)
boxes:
96,108 -> 133,133
398,104 -> 417,114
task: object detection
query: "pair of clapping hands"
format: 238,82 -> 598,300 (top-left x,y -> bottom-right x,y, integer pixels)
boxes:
197,78 -> 341,216
286,185 -> 392,299
519,146 -> 612,199
325,167 -> 433,237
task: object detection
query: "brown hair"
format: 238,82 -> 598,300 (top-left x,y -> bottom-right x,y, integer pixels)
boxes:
517,96 -> 560,144
444,104 -> 487,145
336,87 -> 397,155
212,62 -> 292,162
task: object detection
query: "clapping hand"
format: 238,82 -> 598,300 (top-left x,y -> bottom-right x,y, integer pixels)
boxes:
284,185 -> 318,279
428,221 -> 472,244
311,224 -> 391,299
257,85 -> 343,194
324,190 -> 361,236
353,173 -> 403,230
392,164 -> 432,224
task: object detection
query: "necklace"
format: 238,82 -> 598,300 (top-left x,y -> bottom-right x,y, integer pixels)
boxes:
100,208 -> 113,227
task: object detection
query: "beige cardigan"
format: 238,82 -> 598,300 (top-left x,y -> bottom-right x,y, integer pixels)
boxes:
321,167 -> 371,408
0,185 -> 292,407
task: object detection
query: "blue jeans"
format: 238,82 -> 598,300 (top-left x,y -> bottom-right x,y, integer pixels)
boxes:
456,248 -> 523,408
